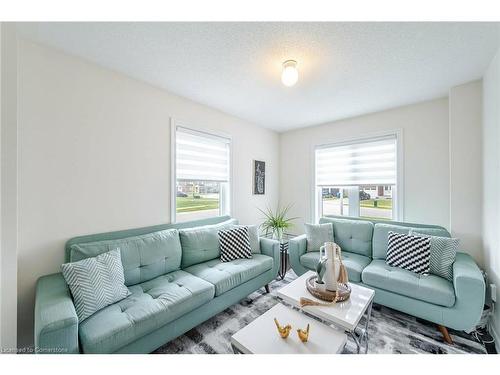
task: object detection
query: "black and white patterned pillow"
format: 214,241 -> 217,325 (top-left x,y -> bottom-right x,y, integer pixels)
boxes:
386,231 -> 431,275
411,230 -> 459,281
218,226 -> 252,262
61,248 -> 130,321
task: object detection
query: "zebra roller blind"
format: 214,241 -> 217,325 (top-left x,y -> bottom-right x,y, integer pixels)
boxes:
315,135 -> 397,186
176,126 -> 230,182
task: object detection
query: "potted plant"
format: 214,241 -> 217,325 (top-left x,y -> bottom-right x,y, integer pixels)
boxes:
259,204 -> 298,242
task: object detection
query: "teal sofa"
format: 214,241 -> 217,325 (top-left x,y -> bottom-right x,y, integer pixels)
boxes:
34,216 -> 279,354
289,216 -> 485,342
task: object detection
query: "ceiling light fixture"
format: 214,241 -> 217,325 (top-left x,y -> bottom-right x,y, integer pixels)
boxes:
281,60 -> 298,87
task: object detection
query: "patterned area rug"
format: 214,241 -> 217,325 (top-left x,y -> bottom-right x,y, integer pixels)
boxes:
154,271 -> 486,354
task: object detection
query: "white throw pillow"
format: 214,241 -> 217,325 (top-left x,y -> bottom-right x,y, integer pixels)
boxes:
410,230 -> 459,281
61,248 -> 130,321
304,223 -> 334,252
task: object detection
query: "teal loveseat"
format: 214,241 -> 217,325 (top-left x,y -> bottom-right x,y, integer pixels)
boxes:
289,216 -> 485,343
34,216 -> 279,354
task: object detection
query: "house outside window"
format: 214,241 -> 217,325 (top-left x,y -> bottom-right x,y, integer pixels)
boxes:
315,134 -> 401,221
172,124 -> 231,222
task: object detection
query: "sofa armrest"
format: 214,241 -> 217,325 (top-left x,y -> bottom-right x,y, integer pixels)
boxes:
446,252 -> 486,330
34,273 -> 79,354
259,237 -> 280,277
453,252 -> 485,299
288,234 -> 309,276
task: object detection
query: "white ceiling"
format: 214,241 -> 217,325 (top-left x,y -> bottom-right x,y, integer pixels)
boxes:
18,22 -> 500,132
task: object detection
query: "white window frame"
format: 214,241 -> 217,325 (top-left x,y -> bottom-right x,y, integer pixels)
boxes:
312,130 -> 404,223
170,118 -> 233,223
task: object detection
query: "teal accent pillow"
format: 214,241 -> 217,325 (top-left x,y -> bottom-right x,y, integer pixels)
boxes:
304,223 -> 334,252
61,248 -> 130,322
179,219 -> 238,268
411,230 -> 459,281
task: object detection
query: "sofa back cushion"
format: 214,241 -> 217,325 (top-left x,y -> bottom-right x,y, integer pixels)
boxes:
319,217 -> 373,257
179,219 -> 238,268
65,216 -> 234,261
68,229 -> 182,286
372,223 -> 450,260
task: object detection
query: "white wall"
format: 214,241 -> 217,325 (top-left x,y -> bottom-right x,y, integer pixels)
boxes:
0,21 -> 3,352
0,21 -> 3,351
482,44 -> 500,349
16,39 -> 280,347
449,81 -> 483,265
280,98 -> 450,232
0,23 -> 18,352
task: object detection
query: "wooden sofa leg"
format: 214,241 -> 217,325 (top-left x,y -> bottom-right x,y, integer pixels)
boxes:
264,284 -> 270,294
437,325 -> 453,344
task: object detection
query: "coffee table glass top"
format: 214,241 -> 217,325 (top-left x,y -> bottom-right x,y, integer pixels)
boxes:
231,303 -> 347,354
277,271 -> 375,331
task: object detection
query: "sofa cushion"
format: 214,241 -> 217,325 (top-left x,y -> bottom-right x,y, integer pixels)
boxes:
179,219 -> 238,268
299,251 -> 371,283
408,227 -> 451,238
372,223 -> 450,260
372,223 -> 411,260
184,254 -> 273,296
78,270 -> 215,353
362,260 -> 455,307
319,217 -> 373,257
68,229 -> 182,286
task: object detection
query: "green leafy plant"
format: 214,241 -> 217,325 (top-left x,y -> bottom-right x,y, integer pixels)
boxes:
258,204 -> 298,240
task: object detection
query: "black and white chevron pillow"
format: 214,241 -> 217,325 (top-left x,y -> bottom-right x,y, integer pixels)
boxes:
386,231 -> 431,275
218,226 -> 252,262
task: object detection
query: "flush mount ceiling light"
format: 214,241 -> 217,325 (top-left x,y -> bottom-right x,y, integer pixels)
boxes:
281,60 -> 298,87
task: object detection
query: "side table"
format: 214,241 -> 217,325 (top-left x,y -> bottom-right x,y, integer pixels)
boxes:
263,233 -> 297,280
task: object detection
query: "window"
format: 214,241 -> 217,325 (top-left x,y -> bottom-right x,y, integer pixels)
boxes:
173,125 -> 231,222
315,135 -> 400,221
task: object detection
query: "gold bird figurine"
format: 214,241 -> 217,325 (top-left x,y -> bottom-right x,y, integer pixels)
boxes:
297,324 -> 310,343
274,318 -> 292,338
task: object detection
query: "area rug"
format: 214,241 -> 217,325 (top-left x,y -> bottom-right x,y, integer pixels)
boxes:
154,271 -> 487,354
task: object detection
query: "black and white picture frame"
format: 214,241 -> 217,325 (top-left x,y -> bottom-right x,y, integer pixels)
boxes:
253,160 -> 266,195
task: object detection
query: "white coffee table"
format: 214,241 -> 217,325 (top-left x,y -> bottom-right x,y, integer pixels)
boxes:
277,271 -> 375,353
230,303 -> 347,354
